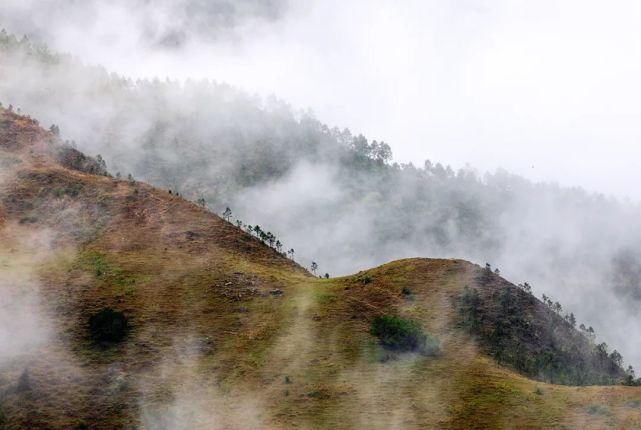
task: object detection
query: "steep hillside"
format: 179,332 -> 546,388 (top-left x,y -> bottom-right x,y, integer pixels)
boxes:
6,34 -> 641,378
2,107 -> 641,429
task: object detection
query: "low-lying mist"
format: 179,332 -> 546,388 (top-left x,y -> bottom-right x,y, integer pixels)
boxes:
2,31 -> 641,370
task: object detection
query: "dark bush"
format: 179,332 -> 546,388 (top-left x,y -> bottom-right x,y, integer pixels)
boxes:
89,308 -> 128,342
370,315 -> 439,355
16,369 -> 30,392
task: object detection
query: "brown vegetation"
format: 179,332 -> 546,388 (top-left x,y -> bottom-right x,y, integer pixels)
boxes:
2,107 -> 641,429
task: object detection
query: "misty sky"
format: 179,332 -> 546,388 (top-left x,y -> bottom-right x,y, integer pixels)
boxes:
3,0 -> 641,198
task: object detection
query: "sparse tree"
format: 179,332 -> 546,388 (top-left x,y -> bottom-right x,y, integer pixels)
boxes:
223,207 -> 232,222
610,349 -> 623,367
127,173 -> 135,184
197,197 -> 206,208
253,225 -> 260,236
49,124 -> 60,136
568,312 -> 576,327
275,240 -> 283,253
95,154 -> 106,171
627,365 -> 636,378
287,248 -> 295,260
236,220 -> 243,229
266,232 -> 276,248
596,342 -> 608,360
310,261 -> 318,275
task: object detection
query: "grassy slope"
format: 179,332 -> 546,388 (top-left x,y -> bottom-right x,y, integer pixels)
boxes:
2,108 -> 641,429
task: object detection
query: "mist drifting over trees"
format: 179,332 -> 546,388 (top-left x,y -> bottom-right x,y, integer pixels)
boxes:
2,29 -> 641,370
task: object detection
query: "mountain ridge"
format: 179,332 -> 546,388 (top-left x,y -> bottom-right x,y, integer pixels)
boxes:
2,107 -> 641,428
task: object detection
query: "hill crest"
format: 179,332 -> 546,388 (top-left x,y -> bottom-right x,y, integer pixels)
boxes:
1,107 -> 640,429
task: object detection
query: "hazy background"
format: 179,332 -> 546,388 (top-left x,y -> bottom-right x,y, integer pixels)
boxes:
3,0 -> 641,199
4,0 -> 641,369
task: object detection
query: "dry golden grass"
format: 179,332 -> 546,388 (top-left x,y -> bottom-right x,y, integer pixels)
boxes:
3,107 -> 641,429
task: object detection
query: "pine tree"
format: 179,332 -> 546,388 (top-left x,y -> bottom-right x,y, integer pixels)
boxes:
223,207 -> 232,222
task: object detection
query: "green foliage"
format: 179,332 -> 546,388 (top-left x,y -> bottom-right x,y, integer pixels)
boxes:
86,254 -> 110,277
89,308 -> 128,343
358,275 -> 372,285
55,146 -> 109,176
458,272 -> 626,385
370,315 -> 439,355
459,286 -> 481,332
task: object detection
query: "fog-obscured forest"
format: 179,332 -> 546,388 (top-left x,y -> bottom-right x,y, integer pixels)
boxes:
3,30 -> 641,365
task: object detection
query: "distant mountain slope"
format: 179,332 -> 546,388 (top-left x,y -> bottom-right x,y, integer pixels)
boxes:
2,107 -> 641,429
4,33 -> 641,377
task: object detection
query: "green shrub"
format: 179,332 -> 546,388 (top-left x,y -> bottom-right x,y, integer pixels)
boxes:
586,404 -> 610,416
89,308 -> 128,342
370,315 -> 439,355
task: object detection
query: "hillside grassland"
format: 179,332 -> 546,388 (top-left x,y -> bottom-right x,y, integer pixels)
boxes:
3,108 -> 641,429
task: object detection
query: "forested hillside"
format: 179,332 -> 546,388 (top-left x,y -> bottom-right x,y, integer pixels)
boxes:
3,29 -> 641,367
0,107 -> 639,429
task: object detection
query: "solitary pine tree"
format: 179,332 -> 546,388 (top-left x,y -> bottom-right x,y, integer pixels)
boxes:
223,207 -> 232,222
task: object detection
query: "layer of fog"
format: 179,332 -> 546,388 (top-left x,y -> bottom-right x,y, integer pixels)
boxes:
0,230 -> 53,364
3,32 -> 641,369
4,0 -> 641,378
139,336 -> 268,429
4,1 -> 641,199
